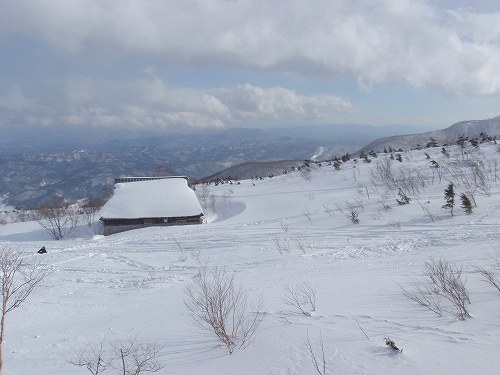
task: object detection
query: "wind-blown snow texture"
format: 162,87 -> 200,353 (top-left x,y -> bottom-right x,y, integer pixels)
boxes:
2,143 -> 500,374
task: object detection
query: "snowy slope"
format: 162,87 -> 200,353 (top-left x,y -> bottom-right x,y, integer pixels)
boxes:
2,143 -> 500,374
359,116 -> 500,153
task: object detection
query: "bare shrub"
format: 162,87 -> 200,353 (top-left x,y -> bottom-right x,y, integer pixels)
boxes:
388,220 -> 401,230
70,337 -> 164,375
282,282 -> 318,315
348,210 -> 359,224
273,235 -> 290,254
222,188 -> 234,208
280,220 -> 290,233
397,164 -> 427,195
371,157 -> 427,195
446,158 -> 492,206
197,183 -> 210,208
197,184 -> 216,212
377,199 -> 392,212
322,204 -> 335,217
12,209 -> 40,222
303,208 -> 312,221
172,238 -> 188,262
305,332 -> 327,375
80,197 -> 106,226
292,236 -> 307,254
402,258 -> 471,320
402,279 -> 444,317
299,166 -> 312,181
434,163 -> 446,184
476,267 -> 500,292
356,184 -> 371,199
184,267 -> 264,354
370,157 -> 395,189
37,200 -> 80,240
475,256 -> 500,292
112,338 -> 164,374
485,158 -> 498,182
417,200 -> 435,222
467,158 -> 491,197
70,339 -> 111,374
336,200 -> 363,224
0,246 -> 49,373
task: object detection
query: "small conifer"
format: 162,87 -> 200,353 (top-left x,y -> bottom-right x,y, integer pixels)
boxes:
460,193 -> 473,215
442,182 -> 455,216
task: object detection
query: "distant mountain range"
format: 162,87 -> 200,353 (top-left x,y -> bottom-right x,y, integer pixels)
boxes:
359,116 -> 500,153
2,119 -> 497,208
202,160 -> 307,181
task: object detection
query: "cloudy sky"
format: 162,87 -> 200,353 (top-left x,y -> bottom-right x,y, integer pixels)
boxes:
1,0 -> 500,133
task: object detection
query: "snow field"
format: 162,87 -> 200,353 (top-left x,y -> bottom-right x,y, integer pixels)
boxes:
2,143 -> 500,374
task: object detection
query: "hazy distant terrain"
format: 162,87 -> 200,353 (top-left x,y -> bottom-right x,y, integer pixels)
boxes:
0,123 -> 436,208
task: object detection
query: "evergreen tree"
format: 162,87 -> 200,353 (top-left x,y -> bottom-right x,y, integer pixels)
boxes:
460,193 -> 473,215
426,137 -> 439,148
442,182 -> 455,216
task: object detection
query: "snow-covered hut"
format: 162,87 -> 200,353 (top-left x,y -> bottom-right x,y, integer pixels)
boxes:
100,176 -> 204,236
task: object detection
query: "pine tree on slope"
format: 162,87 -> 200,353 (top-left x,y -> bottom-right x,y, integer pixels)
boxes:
442,182 -> 455,216
460,193 -> 473,215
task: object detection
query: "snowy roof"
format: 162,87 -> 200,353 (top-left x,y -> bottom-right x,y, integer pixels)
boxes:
100,177 -> 203,219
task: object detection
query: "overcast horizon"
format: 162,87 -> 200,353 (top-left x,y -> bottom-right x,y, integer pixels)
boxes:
1,0 -> 500,135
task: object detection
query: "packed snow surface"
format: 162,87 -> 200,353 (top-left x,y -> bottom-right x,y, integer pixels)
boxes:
2,143 -> 500,374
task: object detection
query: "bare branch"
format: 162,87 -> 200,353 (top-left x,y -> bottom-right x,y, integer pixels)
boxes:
282,282 -> 318,315
184,267 -> 265,354
304,332 -> 327,375
0,246 -> 49,373
402,258 -> 470,320
69,339 -> 112,375
476,256 -> 500,292
37,200 -> 80,240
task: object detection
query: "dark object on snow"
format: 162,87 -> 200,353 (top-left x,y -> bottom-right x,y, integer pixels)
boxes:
385,337 -> 402,353
396,189 -> 410,205
37,246 -> 47,254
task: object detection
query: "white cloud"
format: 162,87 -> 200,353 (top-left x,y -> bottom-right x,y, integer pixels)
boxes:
1,0 -> 500,95
0,86 -> 41,112
0,78 -> 352,129
217,84 -> 353,120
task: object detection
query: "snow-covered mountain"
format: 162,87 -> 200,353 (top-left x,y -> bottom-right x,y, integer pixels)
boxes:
201,160 -> 306,181
359,116 -> 500,153
2,141 -> 500,374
